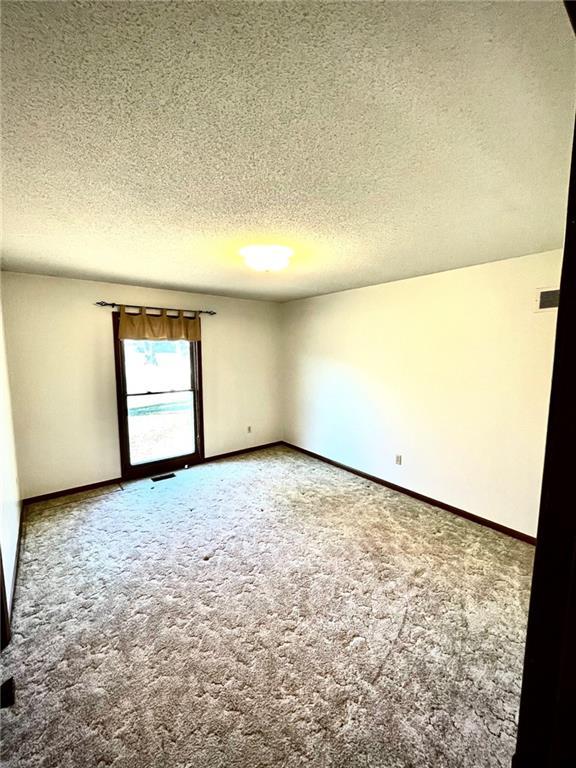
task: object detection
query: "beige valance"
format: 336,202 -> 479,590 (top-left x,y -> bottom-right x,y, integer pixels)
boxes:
118,306 -> 201,342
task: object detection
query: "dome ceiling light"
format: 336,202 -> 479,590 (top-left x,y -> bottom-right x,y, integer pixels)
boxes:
240,245 -> 293,272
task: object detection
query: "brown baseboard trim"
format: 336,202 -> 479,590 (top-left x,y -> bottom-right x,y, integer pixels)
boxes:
205,441 -> 283,463
8,501 -> 27,624
21,443 -> 283,506
23,477 -> 124,506
281,441 -> 536,545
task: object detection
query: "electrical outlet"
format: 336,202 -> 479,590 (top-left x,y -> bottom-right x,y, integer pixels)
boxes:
395,455 -> 402,465
247,425 -> 252,433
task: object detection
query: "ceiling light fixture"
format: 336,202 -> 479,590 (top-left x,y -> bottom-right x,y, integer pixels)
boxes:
240,244 -> 293,272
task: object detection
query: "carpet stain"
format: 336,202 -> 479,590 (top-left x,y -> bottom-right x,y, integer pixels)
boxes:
0,447 -> 533,767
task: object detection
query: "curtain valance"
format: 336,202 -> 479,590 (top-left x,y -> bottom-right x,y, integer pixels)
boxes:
118,306 -> 201,342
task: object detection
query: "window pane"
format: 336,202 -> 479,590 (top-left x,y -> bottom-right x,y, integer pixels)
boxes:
127,392 -> 195,465
124,340 -> 191,394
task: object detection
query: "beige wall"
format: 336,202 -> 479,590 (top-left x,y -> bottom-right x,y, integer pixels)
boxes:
2,250 -> 561,537
2,273 -> 282,498
281,250 -> 562,537
0,272 -> 21,612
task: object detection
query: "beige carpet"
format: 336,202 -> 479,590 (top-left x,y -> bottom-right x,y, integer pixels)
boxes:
0,446 -> 533,767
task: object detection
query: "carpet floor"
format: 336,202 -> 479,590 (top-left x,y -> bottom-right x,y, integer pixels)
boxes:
0,446 -> 534,768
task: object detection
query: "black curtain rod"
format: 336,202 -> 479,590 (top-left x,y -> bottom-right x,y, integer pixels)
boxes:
95,301 -> 216,316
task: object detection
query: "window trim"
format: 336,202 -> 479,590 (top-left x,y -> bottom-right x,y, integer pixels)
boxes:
112,313 -> 205,480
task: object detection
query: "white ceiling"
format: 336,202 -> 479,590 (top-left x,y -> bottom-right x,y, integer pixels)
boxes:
1,1 -> 574,301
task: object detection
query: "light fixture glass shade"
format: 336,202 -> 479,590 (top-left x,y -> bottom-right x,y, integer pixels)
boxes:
240,244 -> 293,272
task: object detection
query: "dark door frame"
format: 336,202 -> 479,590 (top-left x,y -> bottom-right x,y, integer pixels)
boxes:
112,313 -> 205,480
512,8 -> 575,762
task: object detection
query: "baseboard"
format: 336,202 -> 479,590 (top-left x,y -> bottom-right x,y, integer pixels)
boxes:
205,441 -> 283,462
281,441 -> 537,545
14,438 -> 532,623
22,477 -> 124,506
1,545 -> 12,647
8,503 -> 25,622
21,443 -> 284,507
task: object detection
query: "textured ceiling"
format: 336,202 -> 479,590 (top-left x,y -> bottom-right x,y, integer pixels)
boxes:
1,1 -> 574,301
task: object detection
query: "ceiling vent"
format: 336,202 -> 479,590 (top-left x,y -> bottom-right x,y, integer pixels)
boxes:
535,288 -> 560,312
